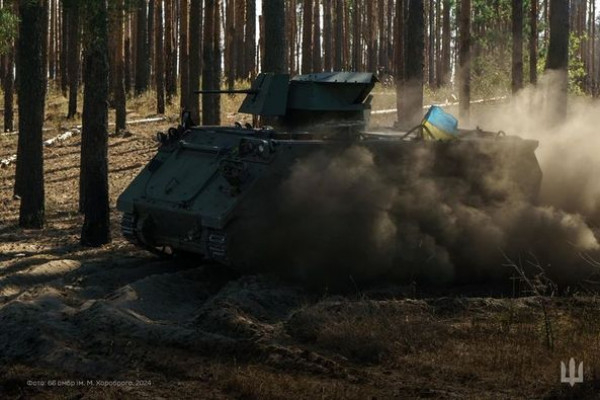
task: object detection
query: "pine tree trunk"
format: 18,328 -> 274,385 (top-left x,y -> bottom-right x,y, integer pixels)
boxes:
435,0 -> 442,87
394,0 -> 405,125
428,0 -> 435,86
352,0 -> 360,70
312,0 -> 321,71
165,0 -> 176,101
3,45 -> 14,132
262,0 -> 285,73
245,0 -> 256,78
323,0 -> 332,71
60,1 -> 68,96
135,0 -> 150,94
545,0 -> 569,123
333,0 -> 342,70
202,0 -> 219,124
378,0 -> 385,69
458,0 -> 471,121
115,0 -> 127,131
179,0 -> 189,110
286,0 -> 296,74
147,0 -> 154,86
156,0 -> 165,114
404,0 -> 424,127
235,0 -> 245,79
15,0 -> 48,228
301,0 -> 313,73
512,0 -> 523,93
125,18 -> 132,94
81,0 -> 110,246
225,0 -> 235,88
441,0 -> 451,85
189,0 -> 202,122
66,3 -> 80,119
49,0 -> 55,80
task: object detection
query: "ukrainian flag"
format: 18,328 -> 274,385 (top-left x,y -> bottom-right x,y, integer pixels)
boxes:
422,106 -> 459,141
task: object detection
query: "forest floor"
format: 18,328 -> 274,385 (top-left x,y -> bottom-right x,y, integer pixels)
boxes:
0,86 -> 599,399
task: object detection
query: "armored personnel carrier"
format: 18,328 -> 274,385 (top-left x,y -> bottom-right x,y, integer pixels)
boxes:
117,72 -> 542,268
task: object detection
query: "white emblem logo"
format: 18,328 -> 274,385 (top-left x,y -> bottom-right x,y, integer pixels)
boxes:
560,358 -> 583,387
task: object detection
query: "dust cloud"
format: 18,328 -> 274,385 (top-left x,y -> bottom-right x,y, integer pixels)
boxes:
232,72 -> 600,290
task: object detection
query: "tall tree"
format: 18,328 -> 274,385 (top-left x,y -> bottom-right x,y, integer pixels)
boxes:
80,0 -> 110,246
189,0 -> 201,122
545,0 -> 569,123
512,0 -> 523,93
15,0 -> 48,228
301,0 -> 312,73
134,0 -> 149,94
202,0 -> 220,124
312,0 -> 321,71
458,0 -> 471,121
114,0 -> 127,132
155,0 -> 165,114
3,47 -> 14,132
323,0 -> 332,70
428,0 -> 435,86
403,0 -> 424,126
333,0 -> 342,70
441,0 -> 451,85
179,0 -> 189,110
245,0 -> 256,78
66,1 -> 80,119
351,0 -> 360,70
530,0 -> 538,85
60,0 -> 68,95
394,0 -> 404,125
165,0 -> 176,101
262,0 -> 285,73
147,0 -> 154,84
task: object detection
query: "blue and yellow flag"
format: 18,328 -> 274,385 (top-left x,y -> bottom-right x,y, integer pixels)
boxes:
422,106 -> 459,141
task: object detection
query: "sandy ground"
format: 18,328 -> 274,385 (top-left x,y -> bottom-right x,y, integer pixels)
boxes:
1,106 -> 599,399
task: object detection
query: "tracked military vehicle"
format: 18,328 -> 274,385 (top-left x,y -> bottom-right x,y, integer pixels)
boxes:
117,72 -> 542,265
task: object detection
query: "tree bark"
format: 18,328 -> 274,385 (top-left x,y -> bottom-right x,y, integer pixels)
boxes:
202,0 -> 220,124
352,0 -> 360,70
403,0 -> 424,127
147,0 -> 154,86
512,0 -> 523,93
15,0 -> 48,228
235,0 -> 245,79
179,0 -> 189,110
262,0 -> 285,73
529,0 -> 537,85
458,0 -> 471,122
115,0 -> 127,131
312,0 -> 321,72
80,0 -> 110,246
156,0 -> 165,114
189,0 -> 202,122
165,0 -> 176,101
323,0 -> 332,71
66,2 -> 80,119
301,0 -> 312,73
428,0 -> 435,86
3,45 -> 14,132
245,0 -> 256,78
60,0 -> 68,95
135,0 -> 149,94
333,0 -> 342,70
545,0 -> 569,123
394,0 -> 405,125
441,0 -> 450,85
225,0 -> 235,87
